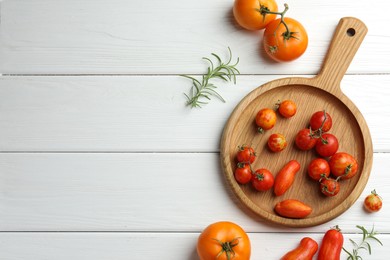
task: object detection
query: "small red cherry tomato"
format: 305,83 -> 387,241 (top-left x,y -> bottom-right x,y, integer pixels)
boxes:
234,163 -> 252,184
251,168 -> 274,191
268,133 -> 287,152
236,145 -> 256,164
277,100 -> 297,118
295,128 -> 317,151
255,108 -> 277,133
319,176 -> 340,197
308,158 -> 330,181
329,152 -> 358,180
310,111 -> 332,132
315,133 -> 339,157
364,190 -> 382,212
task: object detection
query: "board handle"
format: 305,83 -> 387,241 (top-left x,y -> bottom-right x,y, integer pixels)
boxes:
315,17 -> 368,92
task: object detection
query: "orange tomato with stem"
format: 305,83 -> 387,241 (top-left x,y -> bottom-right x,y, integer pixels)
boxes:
233,0 -> 278,31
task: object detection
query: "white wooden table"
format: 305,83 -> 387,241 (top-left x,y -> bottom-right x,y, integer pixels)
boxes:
1,0 -> 389,259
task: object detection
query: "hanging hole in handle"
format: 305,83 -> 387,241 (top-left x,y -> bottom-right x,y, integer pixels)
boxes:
347,28 -> 356,37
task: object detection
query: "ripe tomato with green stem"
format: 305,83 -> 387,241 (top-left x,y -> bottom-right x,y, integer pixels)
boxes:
234,163 -> 253,185
276,99 -> 297,118
315,133 -> 339,157
255,108 -> 277,133
295,128 -> 317,151
263,4 -> 308,62
310,110 -> 332,133
329,152 -> 358,180
236,145 -> 256,164
251,168 -> 274,191
319,175 -> 341,197
233,0 -> 278,31
364,190 -> 382,212
308,158 -> 330,181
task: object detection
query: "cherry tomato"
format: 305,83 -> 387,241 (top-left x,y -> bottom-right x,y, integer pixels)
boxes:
329,152 -> 358,180
295,128 -> 317,151
274,160 -> 300,196
318,226 -> 343,260
268,133 -> 287,152
277,100 -> 297,118
263,17 -> 308,62
233,0 -> 278,31
255,108 -> 277,133
310,111 -> 332,132
236,145 -> 256,164
235,163 -> 252,184
251,168 -> 274,191
319,176 -> 340,197
308,158 -> 330,181
274,199 -> 312,219
364,190 -> 382,212
315,133 -> 339,157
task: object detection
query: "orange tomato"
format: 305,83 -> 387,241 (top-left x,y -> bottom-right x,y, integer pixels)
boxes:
263,17 -> 308,62
197,221 -> 251,260
233,0 -> 278,30
281,237 -> 318,260
255,108 -> 277,133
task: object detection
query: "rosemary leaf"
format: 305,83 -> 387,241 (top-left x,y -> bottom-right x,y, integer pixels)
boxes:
182,47 -> 240,108
343,225 -> 383,260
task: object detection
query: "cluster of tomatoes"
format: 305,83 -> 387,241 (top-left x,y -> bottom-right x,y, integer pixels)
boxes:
233,0 -> 308,62
295,111 -> 358,197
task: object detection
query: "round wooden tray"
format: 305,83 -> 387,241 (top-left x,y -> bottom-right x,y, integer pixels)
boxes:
220,18 -> 373,227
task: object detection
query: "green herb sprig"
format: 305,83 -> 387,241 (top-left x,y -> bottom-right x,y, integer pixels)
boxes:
182,47 -> 240,108
343,225 -> 383,260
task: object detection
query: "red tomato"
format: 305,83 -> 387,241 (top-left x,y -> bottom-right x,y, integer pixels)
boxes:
274,160 -> 300,196
233,0 -> 278,31
308,158 -> 330,181
235,164 -> 252,184
251,168 -> 274,191
268,133 -> 287,152
281,237 -> 318,260
295,128 -> 317,151
277,100 -> 297,118
315,133 -> 339,157
329,152 -> 358,180
364,190 -> 382,212
319,176 -> 340,197
255,108 -> 277,133
310,111 -> 332,132
263,17 -> 308,62
318,226 -> 344,260
274,199 -> 312,219
236,145 -> 256,164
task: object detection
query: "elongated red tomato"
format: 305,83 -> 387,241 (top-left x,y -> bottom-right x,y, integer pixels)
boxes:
274,160 -> 300,196
318,226 -> 343,260
281,237 -> 318,260
274,199 -> 312,219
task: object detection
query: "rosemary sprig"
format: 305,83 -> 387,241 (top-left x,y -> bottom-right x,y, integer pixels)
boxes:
182,47 -> 240,108
343,225 -> 383,260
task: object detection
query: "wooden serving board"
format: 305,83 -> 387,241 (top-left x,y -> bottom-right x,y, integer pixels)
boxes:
220,17 -> 373,227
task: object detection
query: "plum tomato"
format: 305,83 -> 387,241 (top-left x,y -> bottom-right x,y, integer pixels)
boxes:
315,133 -> 338,157
263,17 -> 308,62
234,163 -> 252,184
364,190 -> 383,212
251,168 -> 274,191
308,158 -> 330,181
277,100 -> 297,118
295,128 -> 317,151
255,108 -> 277,133
319,176 -> 340,197
236,145 -> 256,164
233,0 -> 278,31
310,111 -> 332,132
329,152 -> 358,180
268,133 -> 287,152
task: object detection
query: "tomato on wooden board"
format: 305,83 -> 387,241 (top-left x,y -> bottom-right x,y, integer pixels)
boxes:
255,108 -> 277,133
274,160 -> 300,196
318,226 -> 343,260
274,199 -> 312,219
308,158 -> 330,181
329,152 -> 358,180
319,176 -> 340,197
236,145 -> 256,164
295,128 -> 317,151
277,100 -> 297,118
251,168 -> 274,191
197,221 -> 251,260
263,17 -> 308,62
315,133 -> 339,157
364,190 -> 383,212
233,0 -> 278,31
268,133 -> 287,152
234,163 -> 252,184
281,237 -> 318,260
310,111 -> 332,132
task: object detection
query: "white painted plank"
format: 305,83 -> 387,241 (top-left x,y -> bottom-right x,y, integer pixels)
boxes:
1,0 -> 389,74
0,232 -> 388,260
1,153 -> 389,232
0,75 -> 388,152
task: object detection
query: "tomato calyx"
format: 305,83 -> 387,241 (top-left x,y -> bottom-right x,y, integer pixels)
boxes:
212,237 -> 241,260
